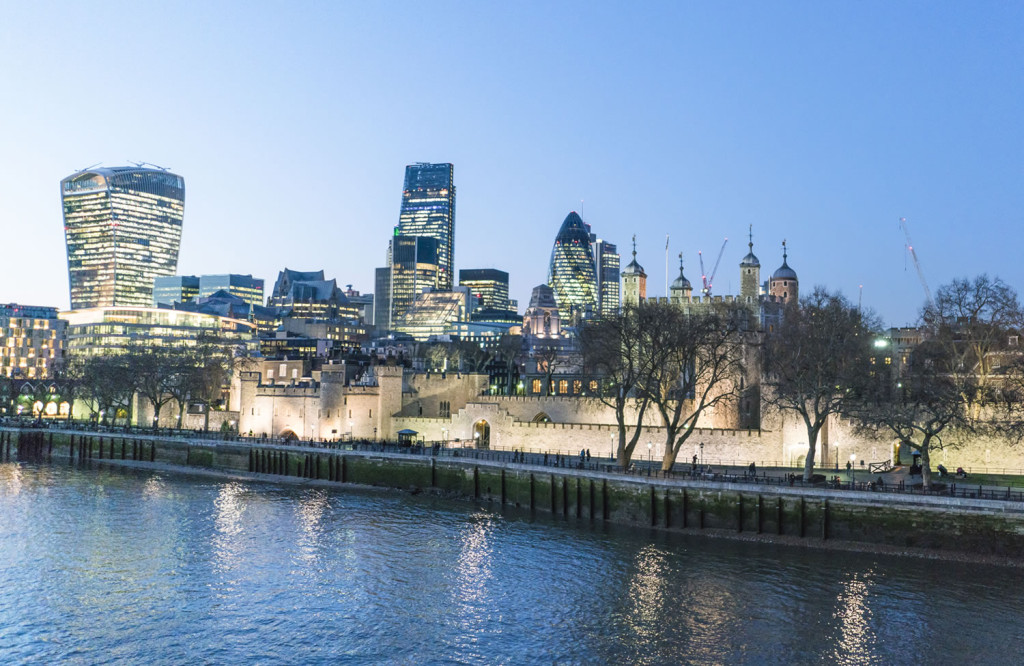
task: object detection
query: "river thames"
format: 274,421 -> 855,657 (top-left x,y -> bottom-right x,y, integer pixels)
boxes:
2,462 -> 1023,664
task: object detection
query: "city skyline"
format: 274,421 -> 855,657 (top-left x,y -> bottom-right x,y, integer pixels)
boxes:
1,3 -> 1022,325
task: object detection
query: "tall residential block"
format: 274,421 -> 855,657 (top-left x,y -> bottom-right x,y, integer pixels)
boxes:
61,166 -> 185,310
396,163 -> 455,291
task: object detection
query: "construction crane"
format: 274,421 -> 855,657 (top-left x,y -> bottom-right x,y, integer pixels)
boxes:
899,217 -> 935,309
698,237 -> 728,296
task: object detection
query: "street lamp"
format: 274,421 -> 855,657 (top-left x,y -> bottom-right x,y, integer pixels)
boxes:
850,453 -> 856,484
610,432 -> 615,461
699,441 -> 704,468
647,441 -> 652,475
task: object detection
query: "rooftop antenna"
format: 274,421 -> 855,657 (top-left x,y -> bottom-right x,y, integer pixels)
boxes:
77,162 -> 101,173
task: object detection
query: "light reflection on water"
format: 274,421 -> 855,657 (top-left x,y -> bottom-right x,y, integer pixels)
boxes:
2,461 -> 1024,664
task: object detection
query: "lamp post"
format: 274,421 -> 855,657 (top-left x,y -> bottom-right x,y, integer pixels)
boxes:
610,432 -> 615,461
699,441 -> 704,469
849,453 -> 856,485
647,441 -> 652,476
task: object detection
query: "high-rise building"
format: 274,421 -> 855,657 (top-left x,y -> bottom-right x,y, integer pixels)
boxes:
459,268 -> 511,312
593,240 -> 620,317
61,166 -> 185,310
548,211 -> 598,323
396,163 -> 455,290
387,235 -> 440,330
153,275 -> 200,307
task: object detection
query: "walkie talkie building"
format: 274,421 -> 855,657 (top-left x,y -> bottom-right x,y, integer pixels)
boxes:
61,166 -> 185,310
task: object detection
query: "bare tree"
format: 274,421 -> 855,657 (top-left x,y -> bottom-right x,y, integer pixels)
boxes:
762,288 -> 878,481
856,337 -> 975,489
923,275 -> 1024,420
495,334 -> 523,395
647,305 -> 746,471
130,345 -> 183,428
580,302 -> 664,469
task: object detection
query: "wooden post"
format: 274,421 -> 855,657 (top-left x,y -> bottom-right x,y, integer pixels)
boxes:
822,500 -> 829,540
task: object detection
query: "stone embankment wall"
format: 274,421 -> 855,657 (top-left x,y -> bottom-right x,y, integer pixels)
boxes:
4,427 -> 1024,561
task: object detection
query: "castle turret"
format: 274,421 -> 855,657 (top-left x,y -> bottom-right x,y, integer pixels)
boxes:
739,225 -> 760,300
768,240 -> 798,304
669,252 -> 692,300
621,235 -> 647,306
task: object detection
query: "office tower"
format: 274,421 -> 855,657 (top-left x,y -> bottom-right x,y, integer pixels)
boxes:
593,240 -> 620,317
199,274 -> 265,307
548,211 -> 597,323
396,163 -> 455,290
385,235 -> 440,330
61,166 -> 185,310
153,275 -> 200,307
459,269 -> 511,312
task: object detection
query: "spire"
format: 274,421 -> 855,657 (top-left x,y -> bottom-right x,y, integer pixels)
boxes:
740,225 -> 760,267
782,239 -> 788,263
622,233 -> 645,276
671,251 -> 691,292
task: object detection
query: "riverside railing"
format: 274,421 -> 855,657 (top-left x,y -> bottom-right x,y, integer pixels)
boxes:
7,422 -> 1024,503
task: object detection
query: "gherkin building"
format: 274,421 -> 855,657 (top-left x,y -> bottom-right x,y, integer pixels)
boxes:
548,211 -> 597,323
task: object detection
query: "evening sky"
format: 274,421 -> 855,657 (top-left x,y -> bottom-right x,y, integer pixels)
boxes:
1,1 -> 1021,326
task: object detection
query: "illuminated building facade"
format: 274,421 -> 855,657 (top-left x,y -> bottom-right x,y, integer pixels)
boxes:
200,274 -> 264,306
268,269 -> 360,321
548,211 -> 597,323
62,166 -> 185,310
376,235 -> 440,331
0,304 -> 66,379
393,287 -> 473,341
153,275 -> 200,306
61,307 -> 254,357
593,240 -> 620,317
459,269 -> 511,312
396,163 -> 455,291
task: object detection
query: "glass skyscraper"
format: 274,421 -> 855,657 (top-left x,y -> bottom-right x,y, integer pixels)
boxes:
62,166 -> 185,310
593,239 -> 620,318
548,211 -> 598,322
396,163 -> 455,291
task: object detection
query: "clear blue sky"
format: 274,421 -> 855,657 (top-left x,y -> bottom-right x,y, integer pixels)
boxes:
1,1 -> 1021,326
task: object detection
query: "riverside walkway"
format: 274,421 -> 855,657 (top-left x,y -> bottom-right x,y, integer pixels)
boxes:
4,421 -> 1024,507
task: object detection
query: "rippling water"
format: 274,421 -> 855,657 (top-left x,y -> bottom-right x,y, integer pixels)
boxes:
2,462 -> 1023,664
